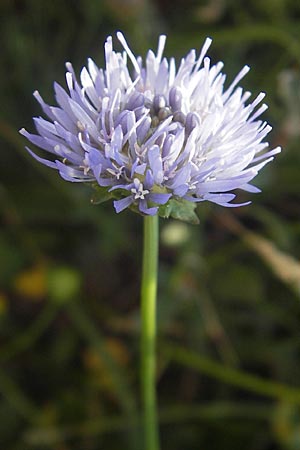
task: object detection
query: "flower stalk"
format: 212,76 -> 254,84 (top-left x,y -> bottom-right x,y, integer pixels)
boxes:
141,214 -> 160,450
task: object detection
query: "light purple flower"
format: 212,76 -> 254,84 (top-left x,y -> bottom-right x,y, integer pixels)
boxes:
20,32 -> 281,217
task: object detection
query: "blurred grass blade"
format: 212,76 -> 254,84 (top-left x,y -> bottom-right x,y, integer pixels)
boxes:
0,301 -> 60,363
243,231 -> 300,294
163,342 -> 300,404
0,370 -> 39,422
67,300 -> 140,450
23,401 -> 271,445
218,211 -> 300,295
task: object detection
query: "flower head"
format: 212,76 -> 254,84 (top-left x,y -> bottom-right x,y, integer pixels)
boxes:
20,32 -> 280,222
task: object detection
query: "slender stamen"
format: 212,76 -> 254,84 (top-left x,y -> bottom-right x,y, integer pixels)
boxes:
117,31 -> 141,75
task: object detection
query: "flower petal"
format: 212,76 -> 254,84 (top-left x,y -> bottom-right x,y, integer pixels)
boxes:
113,196 -> 134,213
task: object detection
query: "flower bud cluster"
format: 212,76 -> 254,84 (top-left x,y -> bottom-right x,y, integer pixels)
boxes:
20,32 -> 281,216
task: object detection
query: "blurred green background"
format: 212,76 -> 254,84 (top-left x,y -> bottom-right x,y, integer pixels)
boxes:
1,0 -> 300,449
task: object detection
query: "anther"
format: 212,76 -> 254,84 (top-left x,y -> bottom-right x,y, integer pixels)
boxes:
77,121 -> 85,131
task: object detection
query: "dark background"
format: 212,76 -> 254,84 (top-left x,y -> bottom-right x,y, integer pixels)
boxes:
1,0 -> 300,449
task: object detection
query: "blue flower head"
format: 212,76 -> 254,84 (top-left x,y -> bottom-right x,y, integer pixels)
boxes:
20,32 -> 280,223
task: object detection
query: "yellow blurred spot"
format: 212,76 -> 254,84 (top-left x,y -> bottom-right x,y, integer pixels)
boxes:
14,264 -> 47,301
0,292 -> 8,315
273,402 -> 300,448
83,338 -> 130,393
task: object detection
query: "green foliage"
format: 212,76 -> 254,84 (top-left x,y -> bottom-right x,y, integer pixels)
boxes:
159,199 -> 200,224
90,186 -> 114,206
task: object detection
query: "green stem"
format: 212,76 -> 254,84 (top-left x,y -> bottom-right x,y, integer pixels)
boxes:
141,215 -> 160,450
